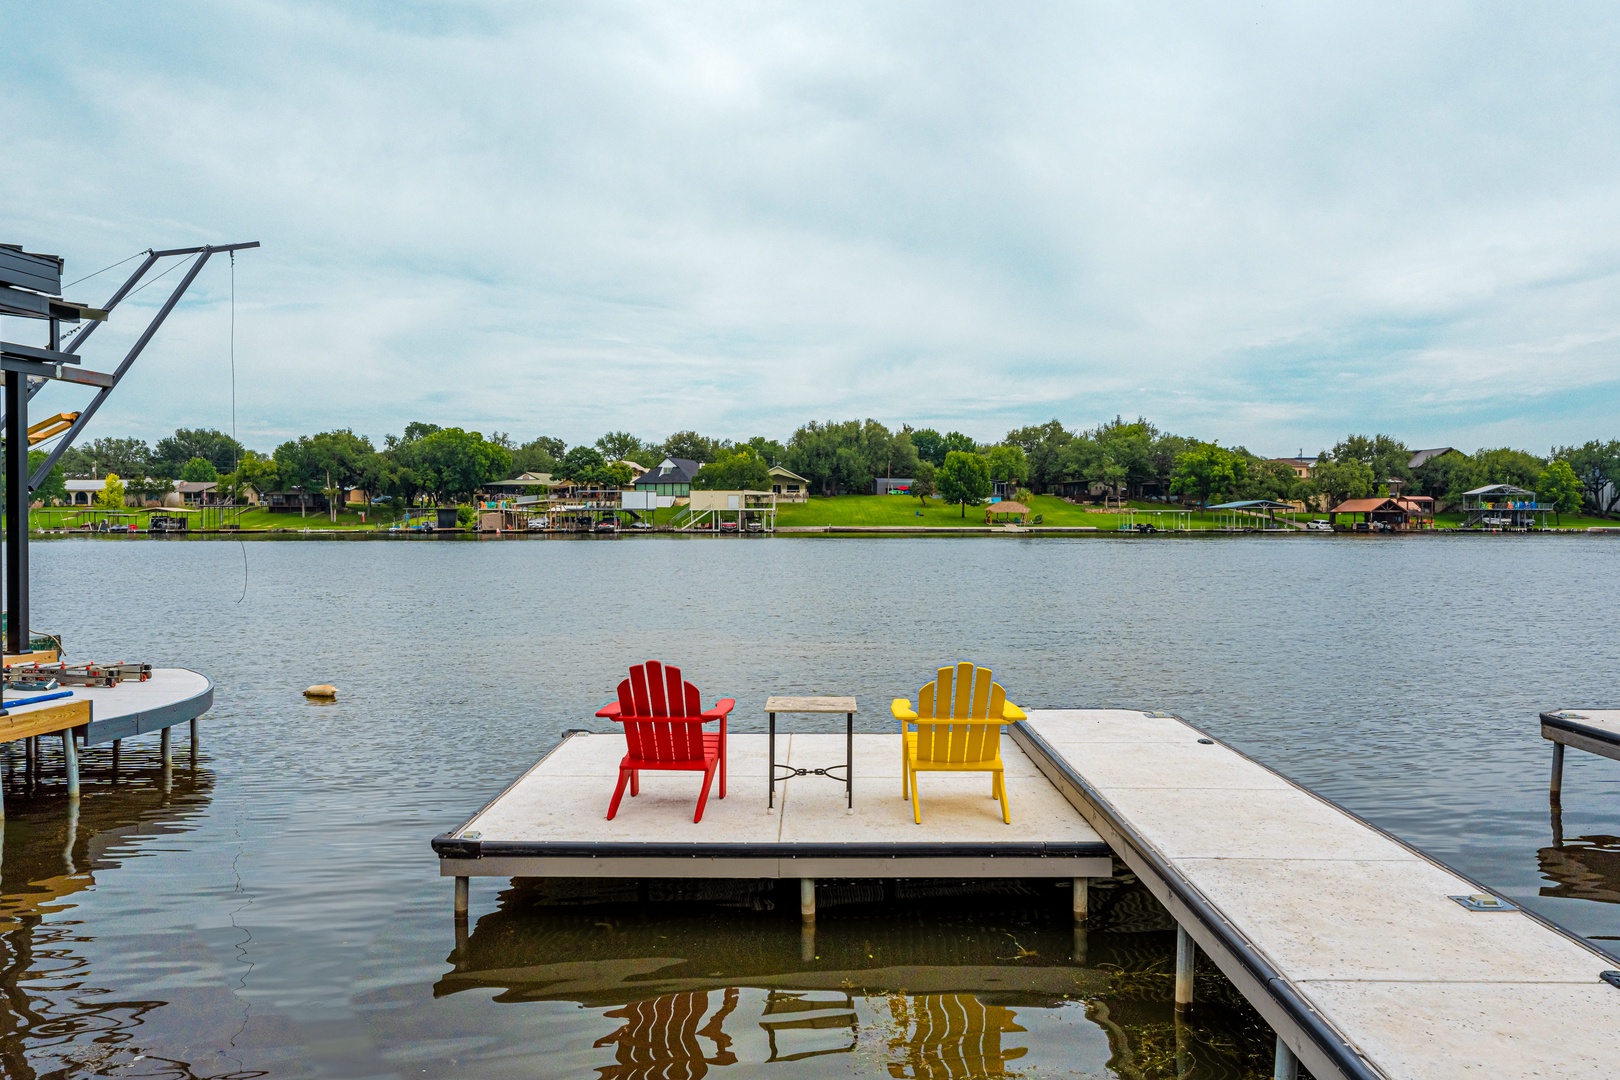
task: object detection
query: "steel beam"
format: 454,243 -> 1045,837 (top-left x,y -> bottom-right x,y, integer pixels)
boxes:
4,362 -> 27,654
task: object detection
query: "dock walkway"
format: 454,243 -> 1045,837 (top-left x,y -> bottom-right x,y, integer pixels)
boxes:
1013,710 -> 1620,1080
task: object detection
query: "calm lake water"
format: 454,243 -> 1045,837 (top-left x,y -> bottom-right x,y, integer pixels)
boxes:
4,534 -> 1617,1078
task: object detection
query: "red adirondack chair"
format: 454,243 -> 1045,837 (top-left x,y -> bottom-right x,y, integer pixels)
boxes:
595,661 -> 735,823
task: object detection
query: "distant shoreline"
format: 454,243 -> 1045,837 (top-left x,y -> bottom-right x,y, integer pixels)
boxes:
22,525 -> 1620,540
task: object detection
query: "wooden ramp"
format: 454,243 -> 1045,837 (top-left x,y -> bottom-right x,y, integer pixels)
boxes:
433,731 -> 1111,883
1012,709 -> 1620,1080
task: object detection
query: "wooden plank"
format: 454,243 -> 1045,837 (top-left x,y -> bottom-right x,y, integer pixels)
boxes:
0,699 -> 88,742
3,649 -> 60,665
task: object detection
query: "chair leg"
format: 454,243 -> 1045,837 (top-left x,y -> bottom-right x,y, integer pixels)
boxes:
694,760 -> 719,823
630,770 -> 639,797
719,734 -> 727,799
607,768 -> 632,820
910,767 -> 922,824
900,732 -> 908,799
996,768 -> 1010,824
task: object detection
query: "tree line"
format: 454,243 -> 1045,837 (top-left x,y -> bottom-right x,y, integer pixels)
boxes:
31,419 -> 1620,519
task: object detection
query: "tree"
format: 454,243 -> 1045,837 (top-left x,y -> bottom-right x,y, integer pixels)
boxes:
692,449 -> 771,490
1413,450 -> 1471,504
743,435 -> 787,466
1003,420 -> 1073,493
97,472 -> 126,511
1553,440 -> 1620,516
936,450 -> 991,517
58,436 -> 150,479
1245,457 -> 1304,504
984,445 -> 1030,488
511,436 -> 565,476
1537,459 -> 1583,523
274,429 -> 378,493
1170,443 -> 1248,507
152,428 -> 246,477
553,445 -> 608,485
911,461 -> 935,506
1463,447 -> 1545,492
783,419 -> 919,496
1309,455 -> 1374,507
222,450 -> 278,503
407,428 -> 514,501
27,449 -> 67,505
595,431 -> 646,462
661,431 -> 725,464
180,456 -> 218,483
1332,434 -> 1411,490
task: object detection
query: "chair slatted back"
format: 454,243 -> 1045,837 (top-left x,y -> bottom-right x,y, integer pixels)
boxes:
912,662 -> 1009,764
614,661 -> 710,763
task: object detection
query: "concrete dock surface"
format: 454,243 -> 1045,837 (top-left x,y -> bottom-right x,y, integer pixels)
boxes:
1016,709 -> 1620,1080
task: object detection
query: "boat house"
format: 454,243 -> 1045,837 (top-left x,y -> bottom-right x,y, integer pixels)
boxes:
1328,496 -> 1435,531
1460,484 -> 1552,529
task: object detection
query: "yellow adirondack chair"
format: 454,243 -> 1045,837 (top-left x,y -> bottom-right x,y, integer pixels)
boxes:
891,662 -> 1027,825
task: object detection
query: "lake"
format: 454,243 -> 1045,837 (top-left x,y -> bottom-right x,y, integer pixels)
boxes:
4,534 -> 1617,1077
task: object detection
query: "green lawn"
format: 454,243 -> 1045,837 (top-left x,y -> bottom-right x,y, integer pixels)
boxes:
31,504 -> 388,531
773,494 -> 1201,529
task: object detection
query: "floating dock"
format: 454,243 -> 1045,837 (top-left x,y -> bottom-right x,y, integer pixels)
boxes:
437,709 -> 1620,1079
434,732 -> 1112,897
1542,708 -> 1620,801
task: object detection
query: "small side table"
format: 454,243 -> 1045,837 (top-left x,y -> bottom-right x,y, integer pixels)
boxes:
766,696 -> 856,810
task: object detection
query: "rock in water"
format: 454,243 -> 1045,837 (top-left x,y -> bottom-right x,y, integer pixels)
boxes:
304,684 -> 338,700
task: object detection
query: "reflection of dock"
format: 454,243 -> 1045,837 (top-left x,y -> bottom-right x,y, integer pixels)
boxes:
0,749 -> 214,1078
1542,801 -> 1620,905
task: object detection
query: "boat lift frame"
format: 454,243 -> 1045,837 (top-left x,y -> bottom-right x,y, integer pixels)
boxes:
2,241 -> 258,654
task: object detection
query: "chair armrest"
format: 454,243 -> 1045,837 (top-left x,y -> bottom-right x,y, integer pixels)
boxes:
702,698 -> 736,719
1001,702 -> 1027,721
595,701 -> 623,719
891,698 -> 918,721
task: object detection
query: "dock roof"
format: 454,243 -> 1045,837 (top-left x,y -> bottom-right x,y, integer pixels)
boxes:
1207,499 -> 1295,510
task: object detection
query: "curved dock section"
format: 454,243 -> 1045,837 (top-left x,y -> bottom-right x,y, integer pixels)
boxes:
1012,709 -> 1620,1080
75,667 -> 214,745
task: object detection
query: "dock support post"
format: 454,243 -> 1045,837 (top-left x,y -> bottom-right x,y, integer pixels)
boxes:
1072,877 -> 1089,923
1273,1036 -> 1299,1079
63,730 -> 79,800
161,727 -> 172,769
1550,742 -> 1564,801
800,878 -> 816,924
111,739 -> 121,781
1174,925 -> 1194,1011
454,876 -> 469,918
800,924 -> 815,964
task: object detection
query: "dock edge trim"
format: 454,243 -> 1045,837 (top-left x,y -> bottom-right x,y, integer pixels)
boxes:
1011,719 -> 1384,1080
1540,710 -> 1620,748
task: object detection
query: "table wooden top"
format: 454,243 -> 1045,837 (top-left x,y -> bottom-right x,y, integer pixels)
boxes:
765,695 -> 857,713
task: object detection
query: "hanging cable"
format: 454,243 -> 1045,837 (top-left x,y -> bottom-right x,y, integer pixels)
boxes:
231,251 -> 247,604
62,250 -> 145,290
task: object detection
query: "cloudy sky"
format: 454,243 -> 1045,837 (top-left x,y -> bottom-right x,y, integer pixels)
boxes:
4,2 -> 1618,456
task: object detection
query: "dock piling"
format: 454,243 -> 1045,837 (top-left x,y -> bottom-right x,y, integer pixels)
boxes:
111,738 -> 120,781
454,876 -> 469,918
800,878 -> 816,924
1272,1036 -> 1299,1079
1072,876 -> 1089,923
800,925 -> 815,964
1174,924 -> 1194,1011
1550,741 -> 1564,801
160,727 -> 172,769
63,730 -> 79,800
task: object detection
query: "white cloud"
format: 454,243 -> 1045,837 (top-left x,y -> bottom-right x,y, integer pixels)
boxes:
3,1 -> 1618,454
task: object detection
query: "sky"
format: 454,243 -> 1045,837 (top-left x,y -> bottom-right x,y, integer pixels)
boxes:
3,1 -> 1619,457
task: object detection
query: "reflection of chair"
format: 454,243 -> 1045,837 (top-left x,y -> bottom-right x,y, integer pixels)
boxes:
762,991 -> 858,1062
595,988 -> 739,1080
891,663 -> 1025,824
596,661 -> 735,823
885,993 -> 1027,1079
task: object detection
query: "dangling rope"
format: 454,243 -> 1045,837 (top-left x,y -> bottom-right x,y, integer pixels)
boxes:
231,251 -> 247,604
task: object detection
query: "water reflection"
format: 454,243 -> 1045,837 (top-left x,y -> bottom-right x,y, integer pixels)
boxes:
434,876 -> 1286,1078
1542,805 -> 1620,906
0,741 -> 220,1079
